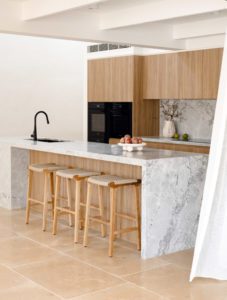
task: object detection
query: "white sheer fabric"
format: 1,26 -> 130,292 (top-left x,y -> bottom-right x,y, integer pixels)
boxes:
190,36 -> 227,280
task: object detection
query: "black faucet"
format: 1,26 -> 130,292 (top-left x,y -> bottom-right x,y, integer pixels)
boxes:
31,111 -> 50,141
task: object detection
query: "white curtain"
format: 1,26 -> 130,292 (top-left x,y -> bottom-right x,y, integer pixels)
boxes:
190,34 -> 227,280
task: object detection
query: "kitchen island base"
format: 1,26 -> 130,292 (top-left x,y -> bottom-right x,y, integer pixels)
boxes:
0,139 -> 208,259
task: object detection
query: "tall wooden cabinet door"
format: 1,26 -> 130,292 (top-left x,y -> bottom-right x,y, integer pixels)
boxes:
159,53 -> 179,99
179,50 -> 203,99
143,55 -> 160,99
202,48 -> 223,99
110,56 -> 134,102
143,53 -> 179,99
88,58 -> 112,102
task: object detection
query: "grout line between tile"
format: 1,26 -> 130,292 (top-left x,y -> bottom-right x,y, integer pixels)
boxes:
0,263 -> 64,300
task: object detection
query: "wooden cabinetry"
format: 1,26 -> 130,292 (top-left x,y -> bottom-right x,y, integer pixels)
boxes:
202,48 -> 223,99
143,48 -> 223,100
178,50 -> 203,99
88,56 -> 134,102
143,53 -> 179,99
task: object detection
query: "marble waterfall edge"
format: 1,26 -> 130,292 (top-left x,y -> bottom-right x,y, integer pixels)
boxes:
141,154 -> 208,259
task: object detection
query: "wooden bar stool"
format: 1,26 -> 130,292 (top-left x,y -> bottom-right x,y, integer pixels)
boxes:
83,174 -> 141,257
52,168 -> 101,243
25,163 -> 67,231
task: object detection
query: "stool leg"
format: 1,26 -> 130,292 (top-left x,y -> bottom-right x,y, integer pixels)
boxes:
74,180 -> 81,243
53,175 -> 60,235
83,182 -> 92,247
134,184 -> 141,251
25,169 -> 32,224
109,187 -> 116,257
42,172 -> 49,231
50,172 -> 55,219
66,178 -> 73,227
98,186 -> 106,237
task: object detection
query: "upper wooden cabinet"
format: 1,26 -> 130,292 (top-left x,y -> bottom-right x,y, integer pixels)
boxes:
143,48 -> 223,100
178,50 -> 203,99
143,53 -> 179,99
88,56 -> 134,102
202,48 -> 223,99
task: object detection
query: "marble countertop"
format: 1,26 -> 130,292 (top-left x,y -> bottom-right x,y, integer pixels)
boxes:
142,136 -> 211,147
0,137 -> 206,167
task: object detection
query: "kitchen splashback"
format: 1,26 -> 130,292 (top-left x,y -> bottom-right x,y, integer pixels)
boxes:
160,100 -> 216,140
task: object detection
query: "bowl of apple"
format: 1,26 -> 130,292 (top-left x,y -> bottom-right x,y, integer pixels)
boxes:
118,135 -> 146,152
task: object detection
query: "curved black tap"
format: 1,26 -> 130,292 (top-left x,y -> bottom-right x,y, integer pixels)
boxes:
31,111 -> 50,141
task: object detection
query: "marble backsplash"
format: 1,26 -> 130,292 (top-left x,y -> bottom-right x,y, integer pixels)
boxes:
160,99 -> 216,140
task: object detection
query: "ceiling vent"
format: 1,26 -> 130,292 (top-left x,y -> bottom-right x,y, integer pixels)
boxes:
87,43 -> 131,53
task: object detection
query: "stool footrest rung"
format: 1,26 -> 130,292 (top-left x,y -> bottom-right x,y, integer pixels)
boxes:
90,216 -> 109,224
28,198 -> 43,205
56,206 -> 75,215
115,227 -> 138,235
115,212 -> 136,221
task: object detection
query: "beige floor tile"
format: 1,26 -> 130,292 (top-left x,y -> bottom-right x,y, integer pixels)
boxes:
125,264 -> 193,299
125,264 -> 227,300
0,264 -> 27,290
160,249 -> 194,270
0,282 -> 61,300
0,225 -> 17,240
23,226 -> 84,252
74,283 -> 166,300
15,255 -> 124,298
66,240 -> 169,277
0,236 -> 60,267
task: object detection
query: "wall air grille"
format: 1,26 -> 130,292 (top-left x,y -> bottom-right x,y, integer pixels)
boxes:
87,43 -> 131,53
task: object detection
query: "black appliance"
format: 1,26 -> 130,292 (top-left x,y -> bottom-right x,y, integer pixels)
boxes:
88,102 -> 132,143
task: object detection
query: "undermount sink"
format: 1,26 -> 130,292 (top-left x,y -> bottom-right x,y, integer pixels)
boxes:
26,138 -> 68,143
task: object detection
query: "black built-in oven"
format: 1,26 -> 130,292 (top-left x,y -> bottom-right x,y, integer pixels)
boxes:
88,102 -> 132,143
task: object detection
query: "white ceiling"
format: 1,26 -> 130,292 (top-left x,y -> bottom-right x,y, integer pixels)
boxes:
1,0 -> 227,50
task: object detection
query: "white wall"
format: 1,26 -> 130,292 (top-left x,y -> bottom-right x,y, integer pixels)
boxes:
0,34 -> 87,140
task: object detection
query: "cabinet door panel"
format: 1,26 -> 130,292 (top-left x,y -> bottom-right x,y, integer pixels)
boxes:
143,53 -> 179,99
179,51 -> 203,99
88,56 -> 133,102
202,48 -> 223,99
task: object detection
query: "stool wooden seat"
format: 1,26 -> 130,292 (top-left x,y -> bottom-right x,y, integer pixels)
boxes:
25,163 -> 67,231
83,174 -> 141,257
52,168 -> 101,243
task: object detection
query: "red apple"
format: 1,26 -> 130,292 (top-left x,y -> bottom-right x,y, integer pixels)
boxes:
132,137 -> 138,144
125,137 -> 132,144
137,137 -> 143,144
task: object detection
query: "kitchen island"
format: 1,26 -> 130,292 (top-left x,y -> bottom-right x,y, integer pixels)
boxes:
0,137 -> 208,259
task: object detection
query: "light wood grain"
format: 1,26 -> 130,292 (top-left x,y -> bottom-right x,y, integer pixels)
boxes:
202,48 -> 223,99
179,50 -> 203,99
146,141 -> 210,154
132,56 -> 160,136
143,53 -> 179,99
88,56 -> 134,102
30,150 -> 141,244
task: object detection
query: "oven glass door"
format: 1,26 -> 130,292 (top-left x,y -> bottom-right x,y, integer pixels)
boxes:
91,113 -> 105,133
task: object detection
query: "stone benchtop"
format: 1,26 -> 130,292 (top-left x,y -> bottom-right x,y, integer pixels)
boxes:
0,137 -> 206,167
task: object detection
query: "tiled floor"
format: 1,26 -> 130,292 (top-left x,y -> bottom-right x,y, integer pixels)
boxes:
0,208 -> 226,300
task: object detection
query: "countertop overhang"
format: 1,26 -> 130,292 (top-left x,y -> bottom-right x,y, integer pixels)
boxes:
0,137 -> 205,167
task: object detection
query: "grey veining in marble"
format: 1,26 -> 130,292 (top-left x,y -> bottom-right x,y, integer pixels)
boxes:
141,154 -> 208,258
0,137 -> 208,259
0,137 -> 199,167
160,100 -> 216,140
11,148 -> 29,209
